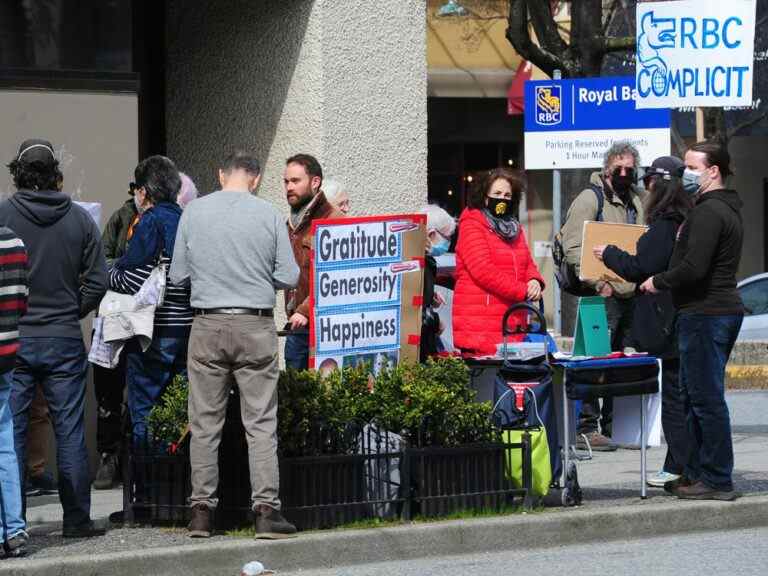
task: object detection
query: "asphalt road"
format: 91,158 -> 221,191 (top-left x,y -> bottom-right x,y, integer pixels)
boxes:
282,527 -> 768,576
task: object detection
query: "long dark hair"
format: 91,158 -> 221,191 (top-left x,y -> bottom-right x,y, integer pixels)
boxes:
466,168 -> 524,215
7,159 -> 63,191
644,175 -> 693,224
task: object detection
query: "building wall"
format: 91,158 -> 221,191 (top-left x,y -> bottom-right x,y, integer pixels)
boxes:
165,0 -> 427,216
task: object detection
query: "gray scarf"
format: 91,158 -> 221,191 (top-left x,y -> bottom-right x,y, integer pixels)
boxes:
483,209 -> 520,242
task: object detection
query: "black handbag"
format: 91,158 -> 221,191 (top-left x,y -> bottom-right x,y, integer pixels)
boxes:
631,292 -> 677,358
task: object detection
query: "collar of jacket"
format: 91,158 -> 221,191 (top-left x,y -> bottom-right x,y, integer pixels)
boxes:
591,172 -> 639,208
288,191 -> 333,233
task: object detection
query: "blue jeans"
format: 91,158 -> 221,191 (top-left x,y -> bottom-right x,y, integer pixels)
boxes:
284,332 -> 309,371
11,337 -> 90,529
678,313 -> 743,490
126,335 -> 188,448
0,371 -> 25,541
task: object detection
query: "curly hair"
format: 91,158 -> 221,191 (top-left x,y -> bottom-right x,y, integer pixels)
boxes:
134,155 -> 181,204
466,168 -> 525,215
602,141 -> 641,176
7,158 -> 63,191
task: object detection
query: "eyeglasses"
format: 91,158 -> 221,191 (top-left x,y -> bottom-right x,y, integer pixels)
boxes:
611,166 -> 637,181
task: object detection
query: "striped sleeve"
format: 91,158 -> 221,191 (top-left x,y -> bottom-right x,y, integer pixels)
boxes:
0,228 -> 28,369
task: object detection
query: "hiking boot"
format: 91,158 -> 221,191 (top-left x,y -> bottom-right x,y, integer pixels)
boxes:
253,505 -> 297,539
647,470 -> 681,488
676,481 -> 740,501
62,521 -> 106,539
3,530 -> 29,558
26,471 -> 57,497
188,503 -> 212,538
576,432 -> 617,452
93,453 -> 120,490
664,475 -> 694,495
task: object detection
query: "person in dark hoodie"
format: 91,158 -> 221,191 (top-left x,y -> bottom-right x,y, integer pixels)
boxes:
593,155 -> 694,489
640,141 -> 744,501
0,139 -> 107,538
108,156 -> 192,450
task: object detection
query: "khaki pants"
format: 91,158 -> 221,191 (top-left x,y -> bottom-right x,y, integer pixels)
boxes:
188,314 -> 280,510
27,384 -> 50,478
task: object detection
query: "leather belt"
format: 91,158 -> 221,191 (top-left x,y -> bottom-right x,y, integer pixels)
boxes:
195,308 -> 273,317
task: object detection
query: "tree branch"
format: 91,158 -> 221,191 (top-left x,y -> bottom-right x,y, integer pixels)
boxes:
505,0 -> 570,77
603,36 -> 636,53
727,110 -> 768,140
525,0 -> 568,59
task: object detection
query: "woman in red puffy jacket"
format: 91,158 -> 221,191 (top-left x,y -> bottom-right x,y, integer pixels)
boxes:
453,168 -> 544,356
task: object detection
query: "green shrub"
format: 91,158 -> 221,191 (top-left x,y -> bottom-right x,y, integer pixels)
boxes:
147,374 -> 189,446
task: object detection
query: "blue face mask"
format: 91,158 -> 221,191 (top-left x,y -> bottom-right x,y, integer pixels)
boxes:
429,237 -> 451,257
682,168 -> 702,195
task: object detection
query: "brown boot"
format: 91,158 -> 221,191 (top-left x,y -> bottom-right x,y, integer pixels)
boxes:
576,431 -> 617,452
253,504 -> 297,539
188,503 -> 212,538
676,481 -> 740,501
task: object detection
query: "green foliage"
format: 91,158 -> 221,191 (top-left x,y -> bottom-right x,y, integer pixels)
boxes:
147,374 -> 189,446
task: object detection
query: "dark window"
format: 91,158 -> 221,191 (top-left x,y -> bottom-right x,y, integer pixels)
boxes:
739,279 -> 768,316
0,0 -> 132,72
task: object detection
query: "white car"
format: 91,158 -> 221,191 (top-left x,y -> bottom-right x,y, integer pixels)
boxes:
737,273 -> 768,341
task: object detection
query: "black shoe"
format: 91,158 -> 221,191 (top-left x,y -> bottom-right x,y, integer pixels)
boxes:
93,453 -> 120,490
253,505 -> 297,539
664,475 -> 694,495
3,530 -> 29,558
188,503 -> 212,538
26,471 -> 57,497
62,521 -> 106,539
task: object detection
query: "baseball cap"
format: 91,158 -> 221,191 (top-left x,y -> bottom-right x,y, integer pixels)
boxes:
16,139 -> 56,166
645,156 -> 684,181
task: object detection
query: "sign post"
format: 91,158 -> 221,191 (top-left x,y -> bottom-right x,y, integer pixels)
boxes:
309,214 -> 426,375
552,69 -> 563,336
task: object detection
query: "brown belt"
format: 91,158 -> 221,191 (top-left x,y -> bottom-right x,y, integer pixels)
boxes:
195,308 -> 273,317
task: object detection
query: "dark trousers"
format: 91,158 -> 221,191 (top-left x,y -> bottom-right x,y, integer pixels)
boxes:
660,357 -> 693,475
11,337 -> 91,529
125,335 -> 188,448
93,355 -> 127,456
678,313 -> 742,490
284,332 -> 309,371
577,296 -> 635,435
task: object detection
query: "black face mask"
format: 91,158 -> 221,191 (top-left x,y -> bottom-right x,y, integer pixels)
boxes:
487,197 -> 512,219
610,167 -> 636,194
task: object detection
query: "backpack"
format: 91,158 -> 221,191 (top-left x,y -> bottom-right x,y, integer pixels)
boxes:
552,185 -> 604,297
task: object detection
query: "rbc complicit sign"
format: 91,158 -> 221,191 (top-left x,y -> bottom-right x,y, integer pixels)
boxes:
524,76 -> 670,170
635,0 -> 756,108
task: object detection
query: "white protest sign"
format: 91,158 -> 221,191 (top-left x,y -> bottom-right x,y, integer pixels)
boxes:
636,0 -> 756,108
315,308 -> 400,355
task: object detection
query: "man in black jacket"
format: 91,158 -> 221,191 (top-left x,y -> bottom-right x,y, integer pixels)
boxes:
641,141 -> 744,501
0,139 -> 108,537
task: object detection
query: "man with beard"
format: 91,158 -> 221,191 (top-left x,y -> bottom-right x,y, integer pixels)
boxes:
561,141 -> 645,452
283,154 -> 343,370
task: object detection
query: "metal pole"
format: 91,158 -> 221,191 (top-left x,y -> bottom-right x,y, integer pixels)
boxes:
552,69 -> 563,336
640,393 -> 647,499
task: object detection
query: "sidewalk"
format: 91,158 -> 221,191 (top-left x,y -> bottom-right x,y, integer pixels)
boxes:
5,392 -> 767,575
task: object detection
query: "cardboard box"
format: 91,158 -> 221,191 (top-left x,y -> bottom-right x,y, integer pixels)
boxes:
579,221 -> 647,283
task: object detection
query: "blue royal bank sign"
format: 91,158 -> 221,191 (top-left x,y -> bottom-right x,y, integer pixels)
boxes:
524,76 -> 670,170
635,0 -> 756,108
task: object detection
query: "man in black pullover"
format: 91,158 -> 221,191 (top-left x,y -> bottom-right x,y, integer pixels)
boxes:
641,140 -> 743,501
0,139 -> 107,537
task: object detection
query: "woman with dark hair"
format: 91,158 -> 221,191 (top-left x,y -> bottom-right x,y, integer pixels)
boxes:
452,168 -> 544,356
593,155 -> 693,489
639,141 -> 744,501
109,155 -> 192,449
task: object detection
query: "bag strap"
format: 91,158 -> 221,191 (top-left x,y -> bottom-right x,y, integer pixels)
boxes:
588,184 -> 604,222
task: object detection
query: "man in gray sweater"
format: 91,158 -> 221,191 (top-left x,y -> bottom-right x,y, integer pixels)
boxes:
170,152 -> 299,539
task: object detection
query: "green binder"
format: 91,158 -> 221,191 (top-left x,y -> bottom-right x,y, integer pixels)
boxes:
572,296 -> 611,357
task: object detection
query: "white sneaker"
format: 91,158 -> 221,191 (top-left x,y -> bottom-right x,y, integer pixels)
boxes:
647,470 -> 681,488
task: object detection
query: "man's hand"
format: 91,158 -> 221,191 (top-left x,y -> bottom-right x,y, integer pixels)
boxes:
593,244 -> 607,262
289,312 -> 309,330
432,291 -> 446,309
526,279 -> 543,302
597,281 -> 613,298
640,277 -> 658,294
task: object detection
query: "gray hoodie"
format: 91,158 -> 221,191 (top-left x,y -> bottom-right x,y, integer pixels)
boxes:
0,189 -> 107,338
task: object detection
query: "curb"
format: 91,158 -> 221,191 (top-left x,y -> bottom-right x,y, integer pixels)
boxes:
3,494 -> 768,576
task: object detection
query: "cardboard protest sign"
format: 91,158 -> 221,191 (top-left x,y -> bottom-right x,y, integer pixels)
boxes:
636,0 -> 757,108
309,214 -> 426,375
579,221 -> 647,283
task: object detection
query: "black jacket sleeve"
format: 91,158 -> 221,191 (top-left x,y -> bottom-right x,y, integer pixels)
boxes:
602,220 -> 676,283
79,216 -> 108,317
654,205 -> 721,291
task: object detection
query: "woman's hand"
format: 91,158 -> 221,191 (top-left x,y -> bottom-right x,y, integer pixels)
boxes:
596,281 -> 614,298
526,279 -> 543,301
640,277 -> 659,294
593,244 -> 607,262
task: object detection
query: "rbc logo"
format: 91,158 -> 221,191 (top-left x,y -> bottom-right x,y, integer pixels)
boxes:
535,85 -> 562,126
